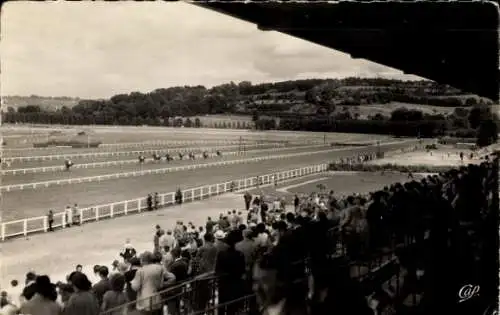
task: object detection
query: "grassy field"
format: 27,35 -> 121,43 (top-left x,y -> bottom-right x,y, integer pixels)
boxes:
1,125 -> 394,148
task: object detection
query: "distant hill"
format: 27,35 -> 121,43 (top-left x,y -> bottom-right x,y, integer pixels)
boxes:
2,95 -> 81,112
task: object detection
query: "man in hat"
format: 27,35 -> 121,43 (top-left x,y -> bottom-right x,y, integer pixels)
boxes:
214,230 -> 229,253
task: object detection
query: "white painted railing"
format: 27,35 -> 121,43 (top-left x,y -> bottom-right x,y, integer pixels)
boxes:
3,142 -> 281,163
2,144 -> 325,175
0,163 -> 329,241
0,139 -> 424,192
2,139 -> 255,152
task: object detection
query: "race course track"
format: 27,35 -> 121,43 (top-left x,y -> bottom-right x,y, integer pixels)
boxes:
2,145 -> 319,184
5,140 -> 418,221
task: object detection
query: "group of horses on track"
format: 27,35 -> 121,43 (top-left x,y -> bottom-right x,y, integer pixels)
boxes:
60,150 -> 224,171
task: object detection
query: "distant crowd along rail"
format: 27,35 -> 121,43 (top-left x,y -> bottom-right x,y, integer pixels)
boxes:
1,143 -> 307,175
0,138 -> 430,241
0,140 -> 422,192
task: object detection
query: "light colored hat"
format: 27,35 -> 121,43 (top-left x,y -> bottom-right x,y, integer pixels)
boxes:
214,230 -> 226,240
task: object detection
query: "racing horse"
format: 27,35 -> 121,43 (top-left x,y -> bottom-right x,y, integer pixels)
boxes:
178,152 -> 184,160
216,150 -> 222,157
152,153 -> 161,162
188,152 -> 196,160
203,151 -> 209,159
138,155 -> 145,164
165,153 -> 174,162
64,159 -> 74,171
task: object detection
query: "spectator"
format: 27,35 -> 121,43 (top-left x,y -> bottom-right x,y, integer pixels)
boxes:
20,275 -> 60,315
64,272 -> 99,315
101,273 -> 128,315
166,247 -> 189,315
120,239 -> 137,263
159,230 -> 176,252
235,229 -> 257,276
214,230 -> 229,252
124,257 -> 141,312
131,251 -> 167,315
215,230 -> 246,315
205,217 -> 215,234
252,251 -> 308,315
92,266 -> 111,307
21,272 -> 37,303
193,233 -> 218,276
0,291 -> 18,315
56,283 -> 74,308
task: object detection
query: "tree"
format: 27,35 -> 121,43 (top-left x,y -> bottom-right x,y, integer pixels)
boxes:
476,119 -> 498,147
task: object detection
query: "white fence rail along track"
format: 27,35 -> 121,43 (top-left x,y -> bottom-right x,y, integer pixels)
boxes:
2,143 -> 305,175
0,164 -> 329,241
2,139 -> 258,153
0,140 -> 420,192
2,141 -> 284,163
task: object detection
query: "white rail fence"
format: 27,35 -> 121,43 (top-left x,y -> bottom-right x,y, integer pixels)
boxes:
2,144 -> 325,176
0,164 -> 329,241
2,139 -> 258,153
2,142 -> 280,162
0,147 -> 340,192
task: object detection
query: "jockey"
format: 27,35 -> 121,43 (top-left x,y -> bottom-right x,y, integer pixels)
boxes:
64,159 -> 73,170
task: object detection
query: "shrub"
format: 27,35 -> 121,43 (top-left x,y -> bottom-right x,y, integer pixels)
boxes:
328,162 -> 456,173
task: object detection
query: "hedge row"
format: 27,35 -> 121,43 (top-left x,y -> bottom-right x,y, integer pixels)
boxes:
328,162 -> 456,174
33,140 -> 102,148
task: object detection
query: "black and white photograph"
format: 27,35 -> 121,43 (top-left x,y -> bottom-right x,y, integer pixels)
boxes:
1,2 -> 498,315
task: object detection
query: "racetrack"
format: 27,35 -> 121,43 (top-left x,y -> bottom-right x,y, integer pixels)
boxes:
1,143 -> 292,171
1,146 -> 338,185
3,139 -> 419,221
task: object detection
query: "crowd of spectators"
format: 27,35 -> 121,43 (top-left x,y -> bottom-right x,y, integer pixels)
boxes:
1,153 -> 497,315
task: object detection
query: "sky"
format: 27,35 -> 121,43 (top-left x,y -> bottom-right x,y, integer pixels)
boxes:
2,1 -> 422,99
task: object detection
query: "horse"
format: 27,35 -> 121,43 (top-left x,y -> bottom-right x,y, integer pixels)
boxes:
188,152 -> 196,160
138,155 -> 145,164
203,151 -> 209,159
216,150 -> 222,157
165,154 -> 173,162
152,153 -> 161,162
64,159 -> 74,171
178,152 -> 184,160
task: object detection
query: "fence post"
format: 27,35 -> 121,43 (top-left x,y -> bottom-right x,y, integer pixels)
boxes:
1,223 -> 5,241
62,213 -> 67,228
23,220 -> 28,237
43,216 -> 48,232
216,184 -> 219,195
110,204 -> 114,218
124,201 -> 128,215
138,199 -> 142,212
95,207 -> 100,221
80,209 -> 84,223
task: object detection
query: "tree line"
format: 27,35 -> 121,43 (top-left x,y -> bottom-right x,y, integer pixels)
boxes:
254,106 -> 498,147
2,77 -> 497,146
